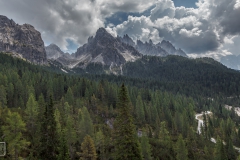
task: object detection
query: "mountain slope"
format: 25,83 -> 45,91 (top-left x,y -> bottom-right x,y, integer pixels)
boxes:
74,28 -> 141,67
0,15 -> 47,64
117,34 -> 187,57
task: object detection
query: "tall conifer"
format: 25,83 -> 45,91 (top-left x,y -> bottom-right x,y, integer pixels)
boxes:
113,84 -> 143,160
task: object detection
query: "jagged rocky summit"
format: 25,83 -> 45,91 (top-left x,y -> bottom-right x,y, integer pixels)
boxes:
0,15 -> 47,64
74,28 -> 141,67
46,28 -> 187,69
117,34 -> 187,57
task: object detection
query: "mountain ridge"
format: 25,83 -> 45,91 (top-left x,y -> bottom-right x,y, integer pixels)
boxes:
0,15 -> 47,64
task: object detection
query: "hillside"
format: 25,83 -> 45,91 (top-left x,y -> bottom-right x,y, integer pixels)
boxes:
1,52 -> 240,159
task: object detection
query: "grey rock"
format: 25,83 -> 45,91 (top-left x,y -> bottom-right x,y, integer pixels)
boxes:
136,39 -> 168,56
117,34 -> 187,57
45,43 -> 79,67
158,40 -> 187,57
0,15 -> 47,64
74,27 -> 141,67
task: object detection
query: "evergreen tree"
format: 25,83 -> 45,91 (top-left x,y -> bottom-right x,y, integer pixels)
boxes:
64,102 -> 77,159
25,93 -> 40,158
65,87 -> 74,106
0,85 -> 7,107
2,110 -> 30,159
79,106 -> 94,143
141,131 -> 152,160
226,138 -> 236,160
39,96 -> 58,160
113,84 -> 143,160
58,129 -> 70,160
94,130 -> 105,160
80,135 -> 97,160
214,137 -> 227,160
136,94 -> 145,124
175,134 -> 188,160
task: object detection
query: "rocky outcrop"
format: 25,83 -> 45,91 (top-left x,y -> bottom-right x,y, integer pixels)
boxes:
158,40 -> 187,57
45,43 -> 79,67
74,28 -> 141,67
45,43 -> 65,59
117,34 -> 135,47
136,39 -> 168,56
0,15 -> 47,64
117,35 -> 188,57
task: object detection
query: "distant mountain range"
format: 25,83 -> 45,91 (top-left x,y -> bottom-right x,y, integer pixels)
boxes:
1,14 -> 239,72
46,27 -> 187,69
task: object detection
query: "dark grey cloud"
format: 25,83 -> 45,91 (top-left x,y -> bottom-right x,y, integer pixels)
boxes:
109,0 -> 240,57
209,0 -> 240,35
0,0 -> 158,52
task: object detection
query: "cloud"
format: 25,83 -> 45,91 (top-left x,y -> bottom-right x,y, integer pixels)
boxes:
0,0 -> 239,58
0,0 -> 158,52
108,0 -> 240,57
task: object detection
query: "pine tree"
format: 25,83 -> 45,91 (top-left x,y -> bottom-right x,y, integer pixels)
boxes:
113,84 -> 143,160
226,138 -> 236,160
214,137 -> 227,160
136,94 -> 145,124
65,87 -> 74,106
141,131 -> 152,160
64,102 -> 77,159
94,130 -> 105,159
0,85 -> 7,107
39,96 -> 58,160
25,93 -> 40,158
2,110 -> 30,159
80,135 -> 97,160
79,106 -> 94,143
58,129 -> 70,160
175,134 -> 188,160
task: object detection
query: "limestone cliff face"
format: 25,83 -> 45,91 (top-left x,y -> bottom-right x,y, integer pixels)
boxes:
74,28 -> 141,67
0,15 -> 47,64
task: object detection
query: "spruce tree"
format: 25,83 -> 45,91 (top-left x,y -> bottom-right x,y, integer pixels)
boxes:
113,84 -> 143,160
58,129 -> 70,160
79,106 -> 94,143
136,94 -> 145,124
214,137 -> 227,160
175,134 -> 188,160
141,131 -> 152,160
25,93 -> 40,158
39,96 -> 58,160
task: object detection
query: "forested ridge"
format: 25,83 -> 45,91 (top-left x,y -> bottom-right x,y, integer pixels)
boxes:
1,52 -> 240,159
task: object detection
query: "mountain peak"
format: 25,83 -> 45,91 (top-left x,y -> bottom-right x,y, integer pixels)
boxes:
0,15 -> 47,64
96,27 -> 108,35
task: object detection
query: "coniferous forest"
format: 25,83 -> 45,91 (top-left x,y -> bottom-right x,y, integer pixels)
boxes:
2,52 -> 240,160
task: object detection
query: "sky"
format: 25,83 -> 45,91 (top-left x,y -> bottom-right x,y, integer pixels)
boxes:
0,0 -> 240,61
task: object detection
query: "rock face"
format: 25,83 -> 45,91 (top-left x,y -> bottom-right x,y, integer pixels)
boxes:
74,28 -> 141,67
45,43 -> 65,59
0,15 -> 47,64
117,34 -> 187,57
45,43 -> 78,67
158,40 -> 187,57
136,40 -> 168,56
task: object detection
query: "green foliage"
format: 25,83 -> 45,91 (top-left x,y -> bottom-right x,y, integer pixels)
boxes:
141,132 -> 152,160
113,84 -> 143,160
175,134 -> 188,160
2,110 -> 30,159
80,135 -> 97,160
214,137 -> 227,160
79,106 -> 94,143
1,53 -> 240,159
39,96 -> 58,160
